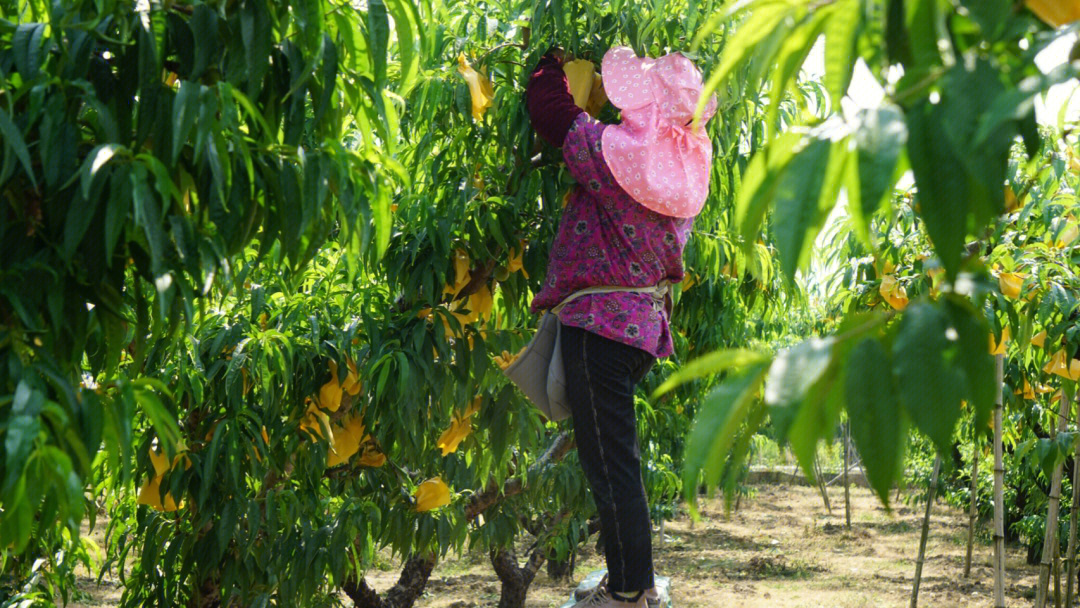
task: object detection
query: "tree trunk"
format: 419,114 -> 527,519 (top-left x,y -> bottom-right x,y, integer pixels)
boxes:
491,546 -> 547,608
993,354 -> 1006,608
910,455 -> 941,608
844,422 -> 852,530
964,436 -> 980,578
546,549 -> 575,581
1067,392 -> 1080,608
1036,392 -> 1071,608
343,554 -> 437,608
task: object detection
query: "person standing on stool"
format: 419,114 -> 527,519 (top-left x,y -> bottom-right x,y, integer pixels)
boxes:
525,45 -> 717,608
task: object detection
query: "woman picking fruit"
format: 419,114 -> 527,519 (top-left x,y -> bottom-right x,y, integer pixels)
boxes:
525,45 -> 717,607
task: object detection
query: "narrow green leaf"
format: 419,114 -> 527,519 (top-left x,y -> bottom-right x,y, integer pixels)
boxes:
682,362 -> 770,519
172,80 -> 201,163
79,144 -> 124,199
12,23 -> 45,77
846,337 -> 906,504
695,1 -> 798,121
735,131 -> 802,249
893,302 -> 964,454
367,0 -> 391,87
386,0 -> 421,94
851,104 -> 905,246
944,297 -> 996,433
906,100 -> 968,279
770,138 -> 831,282
652,349 -> 772,398
823,0 -> 861,107
0,107 -> 38,189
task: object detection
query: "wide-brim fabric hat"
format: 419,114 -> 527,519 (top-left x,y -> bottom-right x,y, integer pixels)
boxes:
600,46 -> 717,218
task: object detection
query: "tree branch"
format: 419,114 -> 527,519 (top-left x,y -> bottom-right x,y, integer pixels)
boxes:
465,431 -> 574,520
342,554 -> 436,608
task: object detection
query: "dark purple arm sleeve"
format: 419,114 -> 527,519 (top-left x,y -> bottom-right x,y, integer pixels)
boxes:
526,55 -> 584,149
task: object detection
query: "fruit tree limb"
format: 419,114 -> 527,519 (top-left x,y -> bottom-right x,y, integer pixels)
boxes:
464,431 -> 574,521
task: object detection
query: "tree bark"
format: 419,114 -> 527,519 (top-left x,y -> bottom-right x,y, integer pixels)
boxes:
964,436 -> 979,578
343,554 -> 437,608
993,354 -> 1006,608
1036,391 -> 1071,608
1067,392 -> 1080,608
910,455 -> 941,608
844,422 -> 852,530
491,546 -> 547,608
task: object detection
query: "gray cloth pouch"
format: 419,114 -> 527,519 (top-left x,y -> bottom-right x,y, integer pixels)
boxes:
502,282 -> 669,422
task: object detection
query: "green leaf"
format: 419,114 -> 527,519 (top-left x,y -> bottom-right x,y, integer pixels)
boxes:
386,0 -> 422,94
131,167 -> 166,274
652,348 -> 772,399
765,336 -> 838,479
79,144 -> 124,199
893,302 -> 964,454
770,138 -> 832,282
13,23 -> 45,77
0,107 -> 38,189
959,0 -> 1011,40
735,131 -> 802,249
940,60 -> 1008,228
695,0 -> 799,121
765,336 -> 835,412
764,7 -> 832,131
905,0 -> 942,79
367,0 -> 391,87
845,337 -> 906,505
172,80 -> 201,163
944,297 -> 996,433
906,100 -> 968,279
240,1 -> 272,94
851,104 -> 905,246
189,4 -> 218,79
134,388 -> 182,456
823,0 -> 861,107
682,362 -> 770,519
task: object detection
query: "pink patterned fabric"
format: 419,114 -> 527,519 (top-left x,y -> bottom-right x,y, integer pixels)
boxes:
600,46 -> 717,218
531,113 -> 694,358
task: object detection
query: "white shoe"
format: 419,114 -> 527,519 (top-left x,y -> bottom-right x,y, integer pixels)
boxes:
570,578 -> 655,608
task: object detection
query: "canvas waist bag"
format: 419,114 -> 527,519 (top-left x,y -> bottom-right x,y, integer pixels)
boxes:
502,281 -> 669,422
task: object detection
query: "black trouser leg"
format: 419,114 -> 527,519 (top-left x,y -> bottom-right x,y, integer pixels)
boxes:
560,325 -> 656,593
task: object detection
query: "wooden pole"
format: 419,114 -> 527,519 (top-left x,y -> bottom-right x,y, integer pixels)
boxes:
993,354 -> 1006,608
1053,539 -> 1062,608
813,454 -> 833,516
1065,392 -> 1080,607
910,455 -> 942,608
964,435 -> 980,578
844,422 -> 852,530
1036,389 -> 1071,608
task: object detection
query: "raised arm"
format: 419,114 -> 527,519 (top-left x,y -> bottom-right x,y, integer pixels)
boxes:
525,52 -> 583,149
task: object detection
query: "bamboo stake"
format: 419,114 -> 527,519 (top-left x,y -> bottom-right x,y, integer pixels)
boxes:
993,354 -> 1006,608
844,422 -> 852,530
1036,389 -> 1071,608
1065,392 -> 1080,607
813,454 -> 833,516
910,455 -> 942,608
964,435 -> 980,578
1054,539 -> 1061,608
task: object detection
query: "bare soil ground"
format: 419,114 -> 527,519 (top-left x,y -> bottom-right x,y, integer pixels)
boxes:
71,483 -> 1041,607
369,484 -> 1041,608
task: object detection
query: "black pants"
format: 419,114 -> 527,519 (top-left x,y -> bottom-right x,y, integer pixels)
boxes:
560,325 -> 656,593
